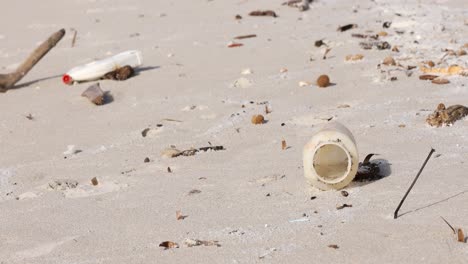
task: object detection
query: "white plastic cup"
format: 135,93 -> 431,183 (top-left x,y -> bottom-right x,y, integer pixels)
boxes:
303,122 -> 359,190
62,50 -> 143,84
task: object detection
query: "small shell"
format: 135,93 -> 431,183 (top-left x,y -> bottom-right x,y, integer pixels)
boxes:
298,81 -> 311,87
317,75 -> 330,88
432,78 -> 450,85
161,148 -> 181,158
382,56 -> 396,66
251,114 -> 265,125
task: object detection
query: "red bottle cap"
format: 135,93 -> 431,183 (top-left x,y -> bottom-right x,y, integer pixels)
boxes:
62,74 -> 72,85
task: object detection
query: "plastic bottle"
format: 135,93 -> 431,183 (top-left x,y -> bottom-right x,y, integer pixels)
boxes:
303,122 -> 359,190
62,50 -> 143,84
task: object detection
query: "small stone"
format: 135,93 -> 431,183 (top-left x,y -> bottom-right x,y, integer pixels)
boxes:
251,114 -> 265,125
317,75 -> 330,88
341,190 -> 349,197
144,157 -> 150,163
91,177 -> 98,186
426,61 -> 435,67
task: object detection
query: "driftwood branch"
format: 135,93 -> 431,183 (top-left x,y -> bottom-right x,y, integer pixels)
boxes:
0,29 -> 65,92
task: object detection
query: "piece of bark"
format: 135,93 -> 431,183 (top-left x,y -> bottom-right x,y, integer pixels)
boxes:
426,103 -> 468,127
419,74 -> 438,80
0,29 -> 65,92
103,65 -> 134,81
249,10 -> 278,17
82,83 -> 105,105
234,34 -> 257,40
337,24 -> 357,32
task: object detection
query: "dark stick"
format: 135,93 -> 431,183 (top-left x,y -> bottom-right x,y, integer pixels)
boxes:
393,148 -> 435,219
440,216 -> 456,234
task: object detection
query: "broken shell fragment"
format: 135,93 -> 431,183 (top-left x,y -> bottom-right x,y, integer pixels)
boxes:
377,31 -> 388,37
298,81 -> 311,87
251,114 -> 265,125
316,75 -> 330,88
161,148 -> 181,158
431,78 -> 450,85
345,54 -> 364,61
81,83 -> 105,105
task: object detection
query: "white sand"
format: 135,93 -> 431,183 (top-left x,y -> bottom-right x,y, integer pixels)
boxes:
1,0 -> 467,263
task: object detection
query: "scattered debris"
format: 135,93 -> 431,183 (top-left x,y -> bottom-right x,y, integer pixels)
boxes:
141,128 -> 151,137
310,196 -> 317,200
235,14 -> 242,20
383,21 -> 392,28
188,189 -> 201,195
419,75 -> 438,80
431,78 -> 450,85
426,103 -> 468,127
394,148 -> 435,219
345,54 -> 364,61
184,238 -> 221,247
317,75 -> 330,88
249,10 -> 278,18
259,248 -> 277,259
392,46 -> 400,52
144,157 -> 150,163
337,104 -> 350,108
282,140 -> 287,150
167,167 -> 172,173
81,83 -> 106,105
251,114 -> 265,125
228,42 -> 243,48
458,229 -> 466,243
337,24 -> 357,32
25,114 -> 34,120
90,177 -> 99,186
336,203 -> 352,210
398,124 -> 406,128
176,210 -> 187,220
315,39 -> 325,47
328,244 -> 339,249
103,65 -> 134,81
159,241 -> 179,249
161,148 -> 182,158
71,28 -> 78,48
341,190 -> 349,197
63,145 -> 82,156
322,48 -> 332,59
298,81 -> 311,87
48,180 -> 78,191
289,217 -> 310,223
354,154 -> 382,182
234,34 -> 257,40
441,217 -> 466,243
279,68 -> 288,73
425,60 -> 435,67
360,41 -> 391,50
265,105 -> 272,114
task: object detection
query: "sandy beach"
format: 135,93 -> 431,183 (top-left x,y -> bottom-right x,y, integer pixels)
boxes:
1,0 -> 467,263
